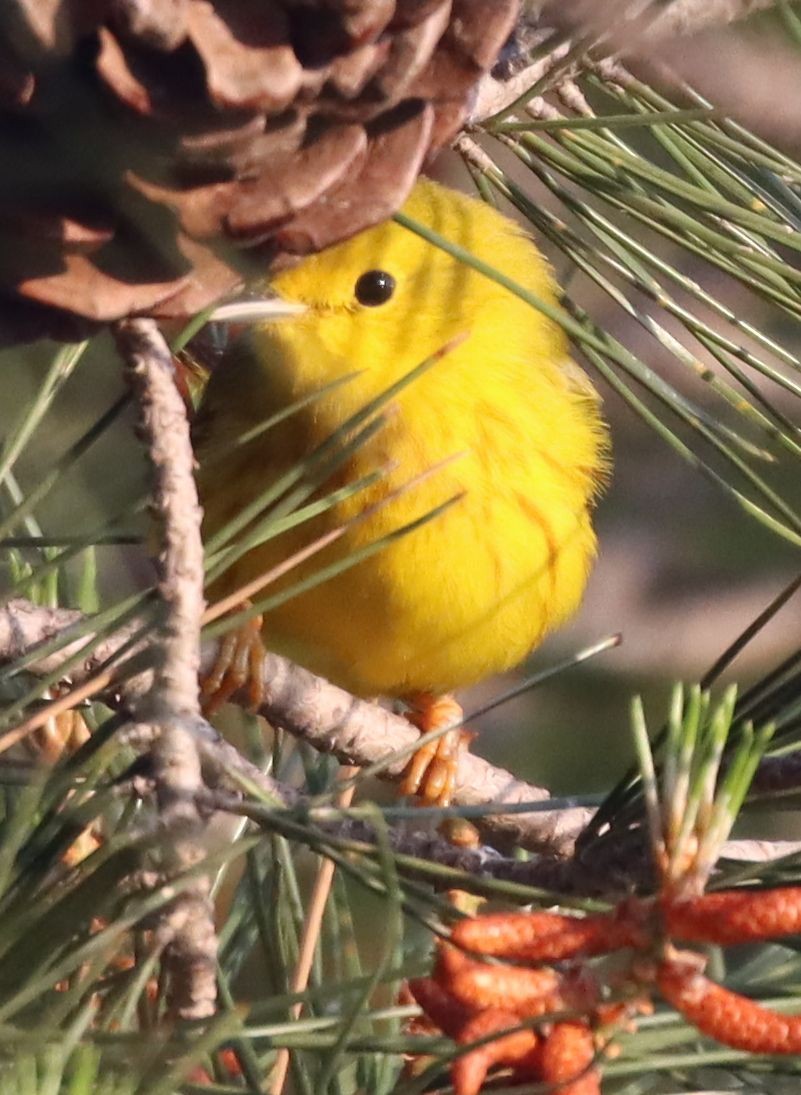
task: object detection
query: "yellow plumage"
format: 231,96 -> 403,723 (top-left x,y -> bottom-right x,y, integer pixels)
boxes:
194,179 -> 608,700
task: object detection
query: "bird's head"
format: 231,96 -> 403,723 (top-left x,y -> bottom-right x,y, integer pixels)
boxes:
211,178 -> 564,396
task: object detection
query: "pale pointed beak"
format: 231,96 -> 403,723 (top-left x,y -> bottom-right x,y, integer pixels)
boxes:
209,296 -> 307,324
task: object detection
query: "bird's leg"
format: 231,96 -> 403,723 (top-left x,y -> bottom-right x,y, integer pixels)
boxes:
399,693 -> 475,808
23,687 -> 100,865
200,605 -> 266,717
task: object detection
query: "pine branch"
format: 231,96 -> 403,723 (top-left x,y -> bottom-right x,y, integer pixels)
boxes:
4,596 -> 801,895
113,318 -> 216,1020
0,598 -> 591,856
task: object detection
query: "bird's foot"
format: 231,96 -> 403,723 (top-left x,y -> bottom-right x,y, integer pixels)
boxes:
27,688 -> 92,763
399,693 -> 474,809
200,607 -> 266,717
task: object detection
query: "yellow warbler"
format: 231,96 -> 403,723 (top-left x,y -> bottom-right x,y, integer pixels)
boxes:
194,179 -> 608,804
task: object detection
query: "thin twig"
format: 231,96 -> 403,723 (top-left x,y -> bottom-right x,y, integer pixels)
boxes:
270,767 -> 358,1095
114,318 -> 216,1020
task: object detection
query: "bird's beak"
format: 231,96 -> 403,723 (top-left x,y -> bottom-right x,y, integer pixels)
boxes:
209,295 -> 307,324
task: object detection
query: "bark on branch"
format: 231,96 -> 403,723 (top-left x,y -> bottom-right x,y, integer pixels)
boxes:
114,318 -> 216,1020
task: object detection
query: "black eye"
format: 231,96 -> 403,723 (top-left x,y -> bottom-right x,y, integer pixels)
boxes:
355,269 -> 396,306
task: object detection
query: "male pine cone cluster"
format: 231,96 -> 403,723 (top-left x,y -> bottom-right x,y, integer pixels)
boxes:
0,0 -> 519,346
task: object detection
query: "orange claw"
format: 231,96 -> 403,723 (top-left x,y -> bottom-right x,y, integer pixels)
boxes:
452,1009 -> 540,1095
657,947 -> 801,1054
200,610 -> 266,717
399,693 -> 473,808
27,684 -> 92,764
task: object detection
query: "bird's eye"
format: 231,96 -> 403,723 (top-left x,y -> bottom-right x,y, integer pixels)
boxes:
355,269 -> 396,306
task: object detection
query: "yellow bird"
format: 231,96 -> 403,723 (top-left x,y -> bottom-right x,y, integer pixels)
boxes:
194,179 -> 608,805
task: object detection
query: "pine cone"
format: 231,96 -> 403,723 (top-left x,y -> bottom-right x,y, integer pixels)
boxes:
0,0 -> 519,345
